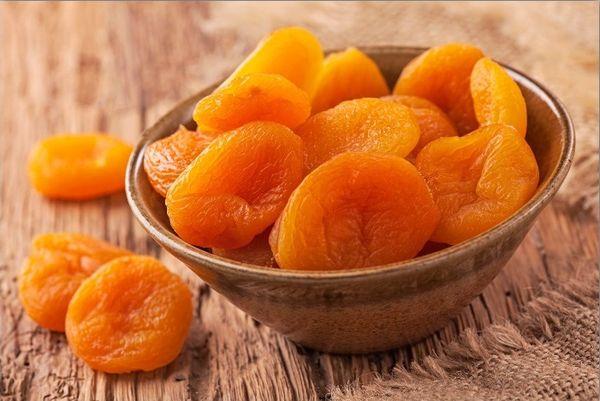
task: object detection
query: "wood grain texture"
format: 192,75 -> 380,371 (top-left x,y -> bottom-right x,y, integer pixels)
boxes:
0,2 -> 597,401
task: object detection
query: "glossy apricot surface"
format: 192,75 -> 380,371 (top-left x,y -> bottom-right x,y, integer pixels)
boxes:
311,47 -> 389,113
297,98 -> 420,171
416,124 -> 539,244
224,26 -> 323,93
394,43 -> 484,134
166,122 -> 304,249
270,152 -> 440,270
28,133 -> 132,200
18,233 -> 131,332
66,256 -> 192,373
143,125 -> 213,197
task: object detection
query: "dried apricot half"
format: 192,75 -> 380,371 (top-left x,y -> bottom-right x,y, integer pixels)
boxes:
143,125 -> 213,197
383,95 -> 458,158
311,47 -> 389,113
224,26 -> 323,93
193,73 -> 311,134
394,43 -> 484,134
297,98 -> 420,171
18,233 -> 131,332
166,121 -> 304,249
65,256 -> 192,373
471,57 -> 527,136
28,133 -> 132,200
212,229 -> 277,268
416,124 -> 539,245
270,152 -> 440,270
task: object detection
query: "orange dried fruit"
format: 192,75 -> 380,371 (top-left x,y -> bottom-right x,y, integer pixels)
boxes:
28,133 -> 132,200
311,47 -> 389,113
416,124 -> 539,245
65,256 -> 192,373
212,229 -> 277,268
143,125 -> 213,197
471,57 -> 527,136
383,95 -> 458,158
393,43 -> 484,134
18,233 -> 131,332
166,121 -> 304,249
224,26 -> 323,93
297,98 -> 420,171
270,152 -> 440,270
193,73 -> 311,134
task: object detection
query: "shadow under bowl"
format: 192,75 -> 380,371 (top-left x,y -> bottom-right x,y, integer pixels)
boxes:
126,46 -> 574,354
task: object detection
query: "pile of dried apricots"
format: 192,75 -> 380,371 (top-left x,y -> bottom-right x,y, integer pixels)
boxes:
21,26 -> 539,373
146,27 -> 539,270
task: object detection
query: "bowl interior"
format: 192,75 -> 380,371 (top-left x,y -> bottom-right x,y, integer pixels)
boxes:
127,46 -> 574,277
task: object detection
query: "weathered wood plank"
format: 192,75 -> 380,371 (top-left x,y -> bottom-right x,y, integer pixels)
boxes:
0,2 -> 597,401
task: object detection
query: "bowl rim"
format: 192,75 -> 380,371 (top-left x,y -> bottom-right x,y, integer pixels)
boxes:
126,45 -> 575,284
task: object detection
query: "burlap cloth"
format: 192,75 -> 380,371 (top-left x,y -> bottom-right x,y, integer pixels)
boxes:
332,274 -> 599,401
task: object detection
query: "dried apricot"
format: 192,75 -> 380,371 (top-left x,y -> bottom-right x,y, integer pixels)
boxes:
224,26 -> 323,93
297,98 -> 420,171
212,229 -> 277,268
471,57 -> 527,136
394,43 -> 484,134
383,95 -> 458,158
65,256 -> 192,373
18,233 -> 131,332
28,133 -> 132,200
270,152 -> 440,270
194,73 -> 311,134
311,47 -> 389,113
143,125 -> 213,197
166,121 -> 304,249
415,124 -> 539,245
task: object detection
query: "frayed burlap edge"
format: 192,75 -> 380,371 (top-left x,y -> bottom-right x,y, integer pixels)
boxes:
330,272 -> 599,400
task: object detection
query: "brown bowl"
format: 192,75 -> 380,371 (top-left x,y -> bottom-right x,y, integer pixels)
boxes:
125,46 -> 574,354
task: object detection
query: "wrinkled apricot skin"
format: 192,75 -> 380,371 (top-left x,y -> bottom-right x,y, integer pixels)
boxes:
28,133 -> 132,200
394,43 -> 484,134
194,73 -> 311,134
383,95 -> 458,158
18,233 -> 131,332
223,26 -> 323,94
416,124 -> 539,245
471,57 -> 527,136
65,256 -> 192,373
166,121 -> 304,249
143,125 -> 213,197
311,47 -> 389,113
297,98 -> 421,171
212,230 -> 277,268
270,152 -> 440,270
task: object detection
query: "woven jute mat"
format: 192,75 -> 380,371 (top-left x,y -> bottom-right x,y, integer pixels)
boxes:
332,274 -> 599,401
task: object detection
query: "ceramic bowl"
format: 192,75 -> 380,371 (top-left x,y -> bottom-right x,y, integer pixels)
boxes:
126,46 -> 574,353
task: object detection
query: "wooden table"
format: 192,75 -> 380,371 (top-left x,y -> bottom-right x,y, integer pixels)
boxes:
1,2 -> 597,400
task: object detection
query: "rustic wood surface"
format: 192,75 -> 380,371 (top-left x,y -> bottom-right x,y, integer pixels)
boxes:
0,2 -> 598,401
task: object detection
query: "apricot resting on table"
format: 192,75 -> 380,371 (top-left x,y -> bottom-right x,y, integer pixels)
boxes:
311,47 -> 389,113
471,57 -> 527,136
394,43 -> 484,134
297,98 -> 420,171
194,73 -> 311,134
18,233 -> 131,332
166,121 -> 304,249
28,133 -> 132,200
383,95 -> 458,158
66,256 -> 192,373
270,152 -> 440,270
223,26 -> 323,93
144,125 -> 213,197
416,124 -> 539,245
212,229 -> 277,268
